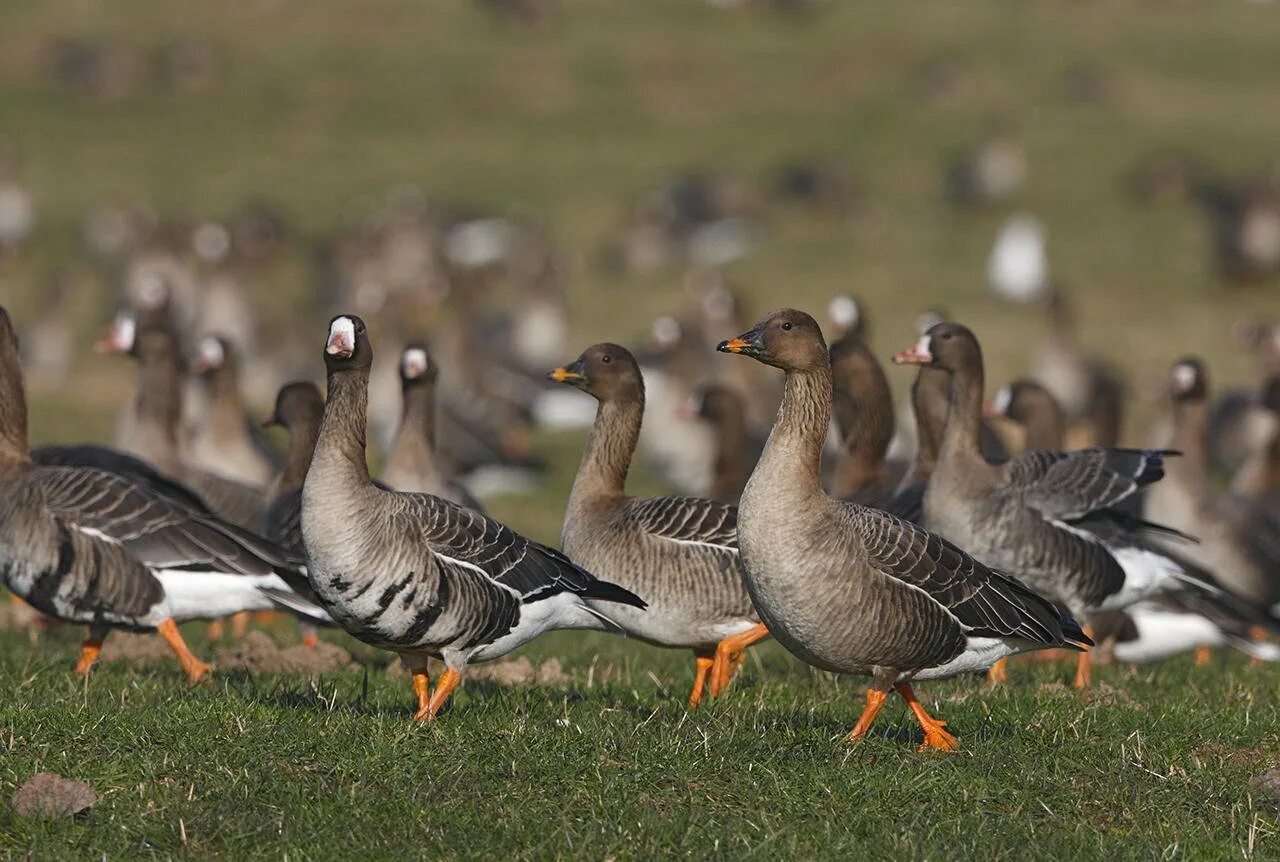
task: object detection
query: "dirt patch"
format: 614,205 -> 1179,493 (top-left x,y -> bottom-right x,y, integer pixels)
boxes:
1080,682 -> 1132,706
11,773 -> 97,819
215,631 -> 356,674
1251,767 -> 1280,812
386,655 -> 572,687
100,631 -> 178,665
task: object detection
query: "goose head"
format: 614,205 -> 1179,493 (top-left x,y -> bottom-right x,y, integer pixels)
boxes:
892,321 -> 983,377
1169,357 -> 1208,404
986,379 -> 1058,423
323,314 -> 372,373
262,381 -> 323,429
94,310 -> 138,355
191,334 -> 230,376
716,308 -> 827,372
399,342 -> 439,386
548,342 -> 644,403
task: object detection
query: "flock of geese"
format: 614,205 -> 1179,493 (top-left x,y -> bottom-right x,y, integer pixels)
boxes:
2,286 -> 1279,752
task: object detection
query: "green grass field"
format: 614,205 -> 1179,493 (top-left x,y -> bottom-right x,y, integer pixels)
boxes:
3,1 -> 1280,858
1,622 -> 1278,859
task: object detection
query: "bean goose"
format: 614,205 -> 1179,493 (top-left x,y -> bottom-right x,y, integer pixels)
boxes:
683,382 -> 761,505
188,335 -> 276,487
302,315 -> 646,720
827,326 -> 897,500
894,322 -> 1195,688
716,310 -> 1088,751
0,307 -> 304,681
99,316 -> 268,531
550,344 -> 767,708
381,342 -> 483,509
1144,359 -> 1280,614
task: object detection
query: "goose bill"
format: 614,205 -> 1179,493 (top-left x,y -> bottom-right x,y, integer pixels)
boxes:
326,318 -> 356,358
892,336 -> 933,365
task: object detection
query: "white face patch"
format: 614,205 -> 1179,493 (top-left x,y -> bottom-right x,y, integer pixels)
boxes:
327,317 -> 356,357
914,335 -> 933,362
916,311 -> 944,335
112,312 -> 136,353
136,272 -> 167,308
1172,362 -> 1198,394
401,347 -> 428,379
992,384 -> 1013,416
651,315 -> 681,348
197,336 -> 225,369
828,295 -> 860,330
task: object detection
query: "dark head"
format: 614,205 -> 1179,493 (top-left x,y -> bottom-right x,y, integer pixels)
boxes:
892,321 -> 983,376
548,342 -> 644,404
685,382 -> 745,428
1169,357 -> 1208,404
988,379 -> 1059,425
324,314 -> 372,373
399,341 -> 439,387
192,334 -> 236,377
262,381 -> 324,430
716,308 -> 828,373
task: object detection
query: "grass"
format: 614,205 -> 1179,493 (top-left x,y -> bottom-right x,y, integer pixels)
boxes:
1,622 -> 1277,859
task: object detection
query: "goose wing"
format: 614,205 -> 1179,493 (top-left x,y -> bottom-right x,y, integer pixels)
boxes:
846,504 -> 1089,647
1004,448 -> 1174,521
401,493 -> 645,607
32,443 -> 213,513
629,496 -> 738,551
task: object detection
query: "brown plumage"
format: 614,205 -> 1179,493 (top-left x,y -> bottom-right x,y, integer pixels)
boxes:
550,344 -> 767,708
717,309 -> 1086,750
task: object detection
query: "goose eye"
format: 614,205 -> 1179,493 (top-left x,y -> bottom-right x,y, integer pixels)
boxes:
602,355 -> 612,363
781,321 -> 792,331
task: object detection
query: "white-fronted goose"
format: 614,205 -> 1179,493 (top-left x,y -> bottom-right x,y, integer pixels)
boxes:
381,342 -> 482,510
550,344 -> 767,708
188,335 -> 276,487
99,316 -> 268,531
0,307 -> 304,681
684,382 -> 758,505
1228,375 -> 1280,505
988,379 -> 1068,453
302,315 -> 646,720
895,321 -> 1195,688
1145,358 -> 1280,614
717,310 -> 1088,750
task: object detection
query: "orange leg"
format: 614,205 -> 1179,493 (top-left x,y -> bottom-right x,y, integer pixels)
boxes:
845,688 -> 889,743
896,682 -> 958,752
254,610 -> 279,625
1248,626 -> 1269,667
709,624 -> 770,697
411,667 -> 432,715
1194,645 -> 1212,667
156,619 -> 212,682
1072,626 -> 1094,690
74,630 -> 107,675
301,631 -> 319,649
987,657 -> 1009,685
687,652 -> 715,709
230,611 -> 251,639
413,667 -> 462,721
206,618 -> 226,641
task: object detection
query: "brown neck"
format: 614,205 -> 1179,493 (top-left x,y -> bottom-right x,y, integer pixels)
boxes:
400,379 -> 439,449
134,346 -> 184,465
276,415 -> 322,496
938,357 -> 986,463
1021,403 -> 1065,451
757,365 -> 832,495
709,407 -> 748,501
206,367 -> 249,435
911,367 -> 950,479
569,397 -> 642,506
1168,399 -> 1211,498
384,379 -> 443,484
0,344 -> 29,463
314,368 -> 372,484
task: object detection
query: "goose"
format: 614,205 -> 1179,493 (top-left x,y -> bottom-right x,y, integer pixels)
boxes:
98,315 -> 268,531
1229,375 -> 1280,505
380,342 -> 483,510
827,326 -> 897,500
1145,358 -> 1280,615
188,335 -> 276,487
683,382 -> 758,505
301,315 -> 646,720
894,322 -> 1197,688
1090,595 -> 1280,666
0,307 -> 305,681
716,309 -> 1088,750
550,344 -> 767,708
988,379 -> 1068,453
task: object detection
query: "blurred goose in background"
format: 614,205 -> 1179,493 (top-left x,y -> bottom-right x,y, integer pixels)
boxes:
637,314 -> 717,496
1229,375 -> 1280,506
947,121 -> 1027,208
188,335 -> 276,487
0,174 -> 35,256
718,310 -> 1088,750
0,307 -> 305,681
381,342 -> 483,509
18,268 -> 81,388
1146,359 -> 1280,615
1206,319 -> 1280,478
683,382 -> 758,505
1194,174 -> 1280,285
826,321 -> 898,500
987,214 -> 1049,304
99,315 -> 268,531
301,315 -> 645,720
551,344 -> 768,706
1031,290 -> 1127,446
896,322 -> 1201,688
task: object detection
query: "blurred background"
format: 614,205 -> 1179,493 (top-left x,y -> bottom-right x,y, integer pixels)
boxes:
1,0 -> 1278,541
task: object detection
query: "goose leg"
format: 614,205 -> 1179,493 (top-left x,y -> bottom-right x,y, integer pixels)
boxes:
845,687 -> 889,743
1072,627 -> 1095,689
987,657 -> 1009,685
410,667 -> 432,715
688,651 -> 715,709
300,623 -> 319,649
206,618 -> 226,641
156,619 -> 212,682
1194,645 -> 1212,667
896,682 -> 958,752
414,667 -> 461,721
1248,626 -> 1268,667
709,624 -> 770,696
75,626 -> 109,675
230,611 -> 251,639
